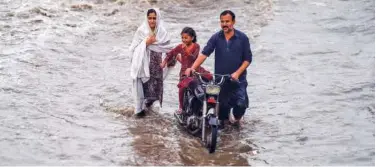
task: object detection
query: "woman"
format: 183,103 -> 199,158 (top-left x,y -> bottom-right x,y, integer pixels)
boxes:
129,9 -> 173,117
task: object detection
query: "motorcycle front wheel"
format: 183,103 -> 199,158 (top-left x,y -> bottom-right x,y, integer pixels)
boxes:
206,125 -> 218,153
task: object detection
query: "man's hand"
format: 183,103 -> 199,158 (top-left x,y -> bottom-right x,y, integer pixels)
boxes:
231,72 -> 240,81
185,68 -> 194,76
231,60 -> 250,81
185,54 -> 208,76
146,35 -> 156,46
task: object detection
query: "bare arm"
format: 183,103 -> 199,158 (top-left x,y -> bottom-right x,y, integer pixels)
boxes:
185,54 -> 207,76
231,60 -> 250,80
191,54 -> 207,70
232,35 -> 253,80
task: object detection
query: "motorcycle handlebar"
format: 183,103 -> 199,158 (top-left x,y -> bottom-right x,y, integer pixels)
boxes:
193,72 -> 236,85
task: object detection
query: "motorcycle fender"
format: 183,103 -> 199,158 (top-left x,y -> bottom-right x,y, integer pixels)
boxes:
208,117 -> 218,125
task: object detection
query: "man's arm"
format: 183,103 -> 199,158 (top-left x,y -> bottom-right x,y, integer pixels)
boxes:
185,54 -> 207,76
231,60 -> 250,80
231,36 -> 253,80
191,54 -> 207,70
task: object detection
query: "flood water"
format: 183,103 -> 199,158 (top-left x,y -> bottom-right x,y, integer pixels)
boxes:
0,0 -> 374,165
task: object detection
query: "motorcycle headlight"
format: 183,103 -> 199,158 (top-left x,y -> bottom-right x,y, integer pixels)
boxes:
206,85 -> 221,95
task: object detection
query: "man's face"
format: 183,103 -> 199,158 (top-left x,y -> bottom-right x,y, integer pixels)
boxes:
220,14 -> 235,33
147,12 -> 157,29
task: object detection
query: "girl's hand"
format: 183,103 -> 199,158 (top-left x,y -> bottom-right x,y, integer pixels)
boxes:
160,61 -> 167,68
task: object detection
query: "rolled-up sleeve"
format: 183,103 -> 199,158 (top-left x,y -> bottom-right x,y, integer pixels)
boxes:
242,36 -> 252,63
201,34 -> 217,57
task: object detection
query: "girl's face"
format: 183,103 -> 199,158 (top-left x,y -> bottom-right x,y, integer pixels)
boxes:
181,33 -> 193,45
147,12 -> 157,29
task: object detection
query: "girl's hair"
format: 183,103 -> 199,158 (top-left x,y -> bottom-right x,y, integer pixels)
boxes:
181,27 -> 197,43
147,9 -> 156,16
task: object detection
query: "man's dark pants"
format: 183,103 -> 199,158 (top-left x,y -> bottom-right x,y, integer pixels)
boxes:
218,79 -> 249,121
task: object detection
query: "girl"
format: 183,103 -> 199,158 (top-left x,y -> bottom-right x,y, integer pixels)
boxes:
161,27 -> 212,114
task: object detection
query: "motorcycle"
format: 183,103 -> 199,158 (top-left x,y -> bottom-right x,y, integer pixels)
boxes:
174,72 -> 231,153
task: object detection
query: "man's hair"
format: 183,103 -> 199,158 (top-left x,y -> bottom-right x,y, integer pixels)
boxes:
147,9 -> 156,17
181,27 -> 197,43
220,10 -> 235,21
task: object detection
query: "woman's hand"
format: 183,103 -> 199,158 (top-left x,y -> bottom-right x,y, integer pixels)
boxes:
146,35 -> 156,46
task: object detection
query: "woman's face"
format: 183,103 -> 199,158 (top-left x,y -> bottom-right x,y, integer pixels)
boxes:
147,12 -> 157,29
181,33 -> 193,45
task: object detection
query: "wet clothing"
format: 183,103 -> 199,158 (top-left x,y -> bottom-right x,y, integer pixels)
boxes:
218,78 -> 249,121
142,50 -> 163,105
201,29 -> 253,121
129,9 -> 174,114
164,43 -> 212,109
201,29 -> 252,81
165,43 -> 210,80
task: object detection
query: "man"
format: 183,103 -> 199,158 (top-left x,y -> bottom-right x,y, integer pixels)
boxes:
185,10 -> 253,127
